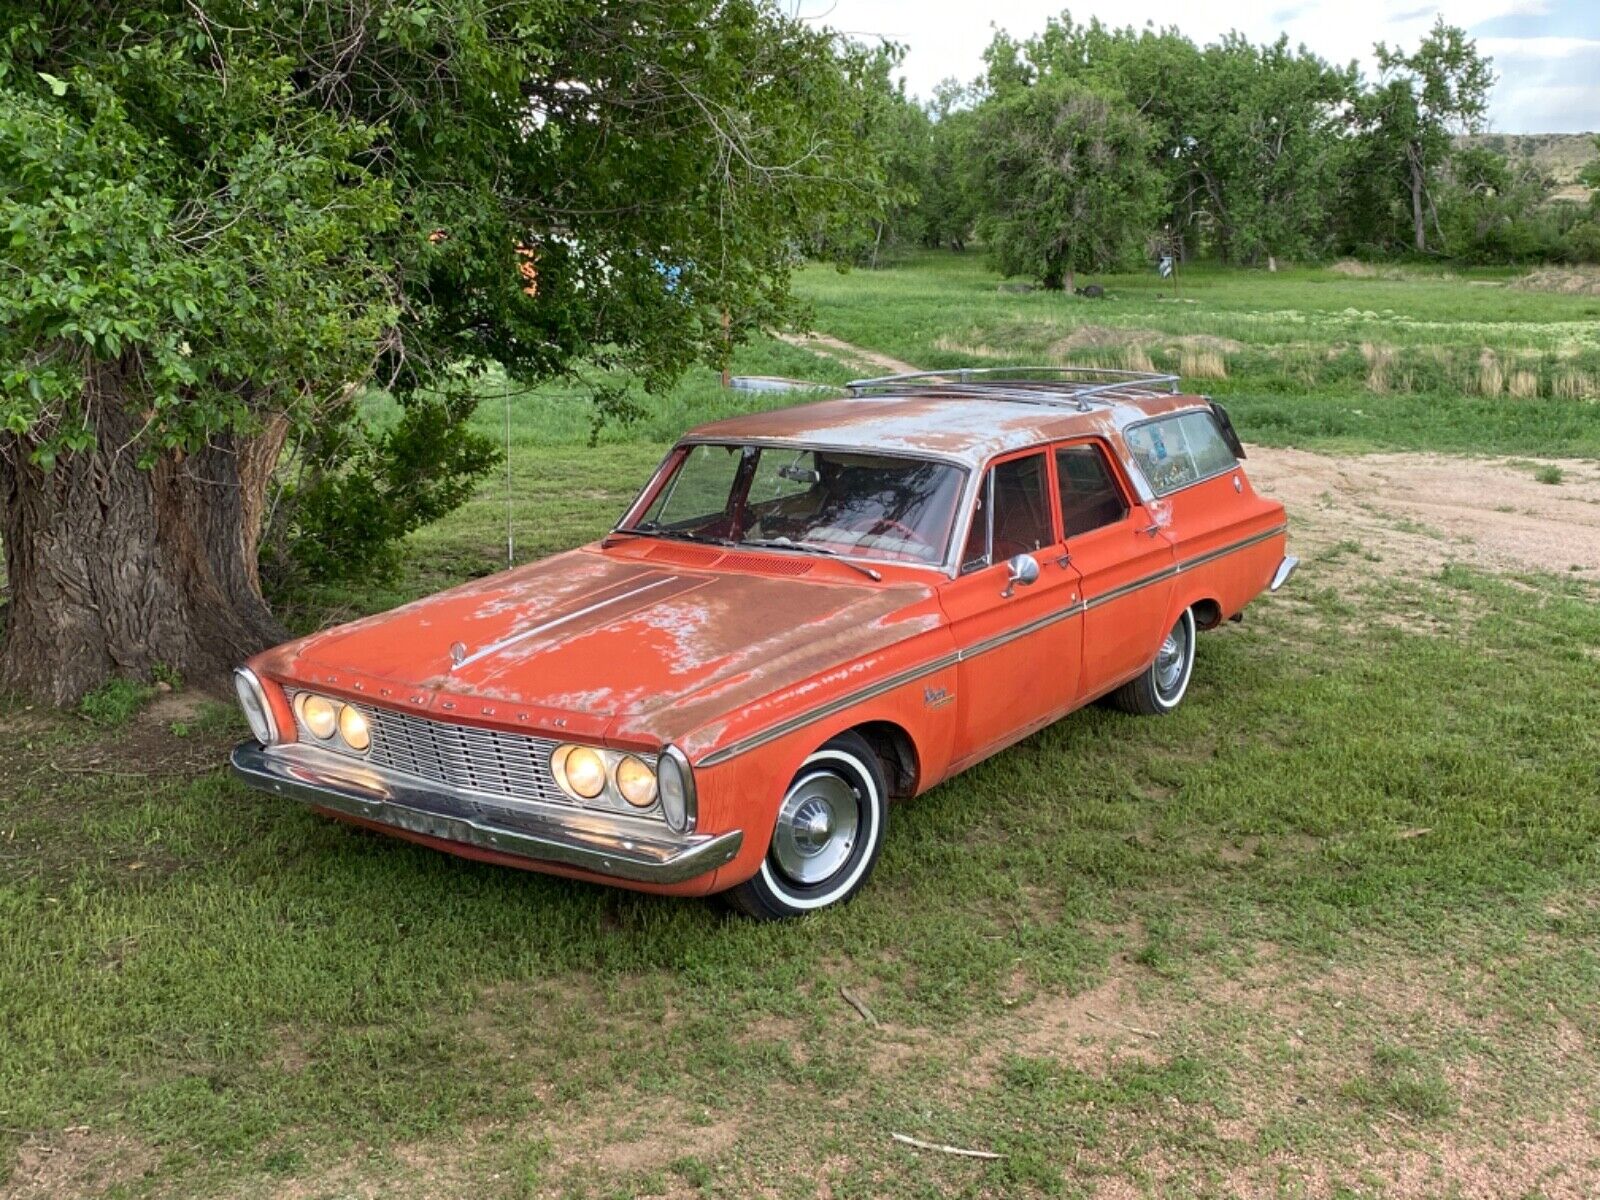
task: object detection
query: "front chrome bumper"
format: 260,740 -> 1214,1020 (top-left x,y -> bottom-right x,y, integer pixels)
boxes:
230,742 -> 742,885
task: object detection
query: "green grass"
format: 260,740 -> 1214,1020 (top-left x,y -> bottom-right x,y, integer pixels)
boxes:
788,251 -> 1600,457
3,254 -> 1600,1197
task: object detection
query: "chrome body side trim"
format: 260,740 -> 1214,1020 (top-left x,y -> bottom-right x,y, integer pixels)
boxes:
231,742 -> 741,885
1176,524 -> 1288,573
696,523 -> 1289,768
1270,555 -> 1300,591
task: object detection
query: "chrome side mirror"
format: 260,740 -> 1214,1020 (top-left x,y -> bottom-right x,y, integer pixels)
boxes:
1001,553 -> 1040,598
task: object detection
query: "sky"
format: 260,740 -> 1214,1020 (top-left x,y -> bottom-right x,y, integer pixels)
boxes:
796,0 -> 1600,134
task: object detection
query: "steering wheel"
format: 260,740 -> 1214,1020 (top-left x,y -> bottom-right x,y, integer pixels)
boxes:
842,514 -> 925,546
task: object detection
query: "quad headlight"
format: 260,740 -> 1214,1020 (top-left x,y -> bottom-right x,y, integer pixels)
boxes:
293,692 -> 371,754
550,744 -> 682,817
552,744 -> 609,799
615,755 -> 657,808
338,704 -> 371,752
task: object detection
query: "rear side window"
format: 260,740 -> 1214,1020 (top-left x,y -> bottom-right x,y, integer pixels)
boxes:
1124,412 -> 1238,496
1055,444 -> 1129,538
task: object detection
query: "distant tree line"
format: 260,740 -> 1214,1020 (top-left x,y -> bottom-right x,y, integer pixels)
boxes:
839,15 -> 1600,282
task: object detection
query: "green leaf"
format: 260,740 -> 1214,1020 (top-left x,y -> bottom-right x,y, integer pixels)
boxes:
36,71 -> 68,96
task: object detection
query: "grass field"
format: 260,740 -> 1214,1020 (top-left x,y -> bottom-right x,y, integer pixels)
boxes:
3,253 -> 1599,1198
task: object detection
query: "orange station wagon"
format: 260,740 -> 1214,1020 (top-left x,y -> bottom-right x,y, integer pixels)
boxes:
231,368 -> 1297,918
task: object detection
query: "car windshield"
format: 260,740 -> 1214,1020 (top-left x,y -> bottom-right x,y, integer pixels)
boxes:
626,444 -> 966,566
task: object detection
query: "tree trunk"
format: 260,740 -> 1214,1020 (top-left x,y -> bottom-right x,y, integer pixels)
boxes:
1409,144 -> 1427,253
1063,266 -> 1075,295
0,359 -> 288,705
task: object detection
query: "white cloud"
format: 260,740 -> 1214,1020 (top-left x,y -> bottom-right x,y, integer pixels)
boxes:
801,0 -> 1600,132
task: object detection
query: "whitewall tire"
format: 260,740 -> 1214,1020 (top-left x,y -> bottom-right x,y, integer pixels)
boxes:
1111,606 -> 1197,716
724,732 -> 887,920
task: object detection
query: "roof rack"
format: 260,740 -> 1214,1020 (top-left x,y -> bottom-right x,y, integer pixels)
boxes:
846,366 -> 1180,412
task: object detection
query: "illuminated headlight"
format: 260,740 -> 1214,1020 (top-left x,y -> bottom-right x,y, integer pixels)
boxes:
290,692 -> 371,754
657,746 -> 695,834
297,693 -> 339,740
552,744 -> 608,800
338,704 -> 371,752
233,668 -> 279,746
615,755 -> 657,808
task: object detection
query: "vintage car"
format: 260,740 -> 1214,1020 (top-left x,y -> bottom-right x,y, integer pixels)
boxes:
231,368 -> 1296,919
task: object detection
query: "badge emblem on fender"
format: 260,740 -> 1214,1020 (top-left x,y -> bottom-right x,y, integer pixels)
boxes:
923,685 -> 953,709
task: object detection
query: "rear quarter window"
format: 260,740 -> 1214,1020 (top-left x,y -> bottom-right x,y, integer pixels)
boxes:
1124,412 -> 1238,496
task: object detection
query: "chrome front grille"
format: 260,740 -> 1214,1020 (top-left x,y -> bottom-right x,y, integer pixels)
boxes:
363,704 -> 571,808
287,692 -> 655,817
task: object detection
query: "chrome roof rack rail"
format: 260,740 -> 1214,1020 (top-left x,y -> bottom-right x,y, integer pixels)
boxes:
846,366 -> 1181,412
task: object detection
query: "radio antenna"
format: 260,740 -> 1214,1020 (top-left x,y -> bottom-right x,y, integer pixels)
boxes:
504,382 -> 515,568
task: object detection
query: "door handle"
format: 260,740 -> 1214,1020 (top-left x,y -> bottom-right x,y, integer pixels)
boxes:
1055,553 -> 1072,569
1141,523 -> 1161,537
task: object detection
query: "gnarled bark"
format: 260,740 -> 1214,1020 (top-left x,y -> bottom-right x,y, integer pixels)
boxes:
0,360 -> 287,704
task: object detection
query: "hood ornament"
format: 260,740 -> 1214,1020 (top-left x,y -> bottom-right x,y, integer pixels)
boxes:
449,641 -> 468,667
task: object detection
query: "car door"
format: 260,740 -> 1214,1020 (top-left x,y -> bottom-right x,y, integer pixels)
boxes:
939,449 -> 1084,769
1054,439 -> 1177,702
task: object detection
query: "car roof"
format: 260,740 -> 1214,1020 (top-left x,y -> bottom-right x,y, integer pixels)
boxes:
683,383 -> 1212,470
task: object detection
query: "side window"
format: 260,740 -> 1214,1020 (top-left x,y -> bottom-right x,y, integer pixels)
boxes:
990,453 -> 1054,560
1124,412 -> 1238,497
1055,444 -> 1129,538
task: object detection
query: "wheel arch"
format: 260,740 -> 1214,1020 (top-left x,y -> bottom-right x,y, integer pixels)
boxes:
847,719 -> 921,800
1188,596 -> 1224,631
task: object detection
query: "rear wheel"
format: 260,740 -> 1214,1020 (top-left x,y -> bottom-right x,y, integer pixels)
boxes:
1111,607 -> 1197,716
724,732 -> 886,920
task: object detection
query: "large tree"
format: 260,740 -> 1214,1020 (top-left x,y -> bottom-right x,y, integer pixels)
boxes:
1187,34 -> 1354,267
1353,19 -> 1495,253
0,1 -> 886,704
972,81 -> 1160,292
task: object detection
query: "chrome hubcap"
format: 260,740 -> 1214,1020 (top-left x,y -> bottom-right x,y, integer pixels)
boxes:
1155,620 -> 1189,696
771,773 -> 859,886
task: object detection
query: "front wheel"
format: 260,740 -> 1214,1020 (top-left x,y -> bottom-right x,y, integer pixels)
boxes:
1111,606 -> 1197,716
724,732 -> 887,920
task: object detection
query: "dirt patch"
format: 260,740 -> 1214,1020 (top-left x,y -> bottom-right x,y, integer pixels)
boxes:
1510,267 -> 1600,296
1246,446 -> 1600,582
3,1129 -> 157,1199
1003,974 -> 1166,1068
589,1117 -> 739,1175
774,331 -> 918,378
1330,258 -> 1378,277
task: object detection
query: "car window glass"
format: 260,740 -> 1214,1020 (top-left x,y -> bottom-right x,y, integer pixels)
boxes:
747,449 -> 818,509
1055,444 -> 1129,538
634,444 -> 965,566
1124,412 -> 1238,496
641,444 -> 744,528
990,453 -> 1053,560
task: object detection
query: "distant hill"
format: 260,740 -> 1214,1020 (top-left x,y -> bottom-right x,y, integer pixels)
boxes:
1457,132 -> 1597,185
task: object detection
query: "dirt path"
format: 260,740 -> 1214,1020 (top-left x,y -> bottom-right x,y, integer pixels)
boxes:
1247,447 -> 1600,582
774,330 -> 919,378
783,331 -> 1600,582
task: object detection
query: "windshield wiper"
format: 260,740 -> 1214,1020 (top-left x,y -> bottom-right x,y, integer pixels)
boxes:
741,538 -> 883,581
617,523 -> 732,547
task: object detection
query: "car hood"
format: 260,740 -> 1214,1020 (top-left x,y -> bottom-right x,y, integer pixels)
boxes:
260,546 -> 942,745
